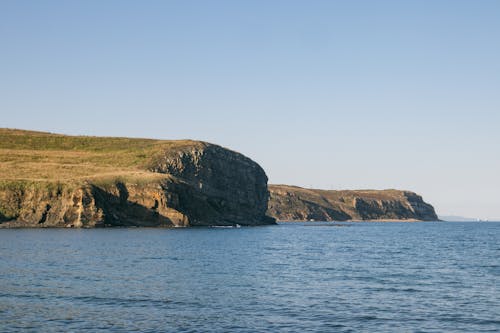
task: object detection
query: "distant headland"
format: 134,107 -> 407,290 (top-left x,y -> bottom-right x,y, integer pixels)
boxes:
267,185 -> 438,222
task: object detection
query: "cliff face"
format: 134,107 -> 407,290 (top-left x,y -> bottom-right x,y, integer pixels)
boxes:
0,179 -> 198,228
0,129 -> 274,227
147,143 -> 273,226
267,185 -> 438,222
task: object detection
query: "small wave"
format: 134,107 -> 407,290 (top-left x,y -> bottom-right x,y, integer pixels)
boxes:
210,224 -> 242,228
138,256 -> 164,260
0,292 -> 173,308
439,316 -> 500,326
356,314 -> 379,321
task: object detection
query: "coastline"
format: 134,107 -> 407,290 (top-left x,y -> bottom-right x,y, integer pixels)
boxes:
276,218 -> 432,223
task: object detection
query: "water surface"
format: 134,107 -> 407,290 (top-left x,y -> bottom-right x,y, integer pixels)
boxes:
1,222 -> 499,332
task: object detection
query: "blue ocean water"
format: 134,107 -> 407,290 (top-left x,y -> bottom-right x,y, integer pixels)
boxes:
0,222 -> 499,332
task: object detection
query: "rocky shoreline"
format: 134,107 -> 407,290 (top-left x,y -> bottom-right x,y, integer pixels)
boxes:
0,129 -> 438,227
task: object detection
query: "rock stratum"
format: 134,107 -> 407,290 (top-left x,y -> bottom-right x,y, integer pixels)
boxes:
267,185 -> 438,222
0,129 -> 275,227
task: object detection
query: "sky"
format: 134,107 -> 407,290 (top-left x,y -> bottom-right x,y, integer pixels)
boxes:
1,1 -> 499,219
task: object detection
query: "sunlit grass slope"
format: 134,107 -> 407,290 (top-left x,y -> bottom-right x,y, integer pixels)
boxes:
0,128 -> 201,182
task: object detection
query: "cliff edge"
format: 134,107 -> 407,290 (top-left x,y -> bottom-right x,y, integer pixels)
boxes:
267,185 -> 438,222
0,129 -> 275,227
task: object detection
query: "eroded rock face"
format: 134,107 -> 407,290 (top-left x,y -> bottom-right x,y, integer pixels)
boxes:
267,185 -> 438,222
0,184 -> 102,227
0,143 -> 275,227
149,143 -> 274,226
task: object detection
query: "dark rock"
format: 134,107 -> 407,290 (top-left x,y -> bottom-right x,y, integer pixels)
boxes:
267,185 -> 438,222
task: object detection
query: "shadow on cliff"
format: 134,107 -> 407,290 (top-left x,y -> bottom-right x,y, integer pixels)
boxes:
0,211 -> 9,223
91,183 -> 174,227
302,198 -> 352,221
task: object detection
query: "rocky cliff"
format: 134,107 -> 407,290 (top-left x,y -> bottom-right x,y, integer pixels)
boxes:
0,129 -> 275,227
267,185 -> 438,222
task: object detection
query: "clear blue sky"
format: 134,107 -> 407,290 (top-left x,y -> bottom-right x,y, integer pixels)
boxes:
1,1 -> 499,219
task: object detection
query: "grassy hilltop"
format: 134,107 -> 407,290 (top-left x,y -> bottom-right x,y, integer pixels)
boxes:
0,128 -> 202,183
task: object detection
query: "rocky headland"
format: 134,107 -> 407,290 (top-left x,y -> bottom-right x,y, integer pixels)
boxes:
0,129 -> 275,227
267,185 -> 438,222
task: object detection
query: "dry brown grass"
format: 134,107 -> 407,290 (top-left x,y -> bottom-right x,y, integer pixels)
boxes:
0,128 -> 201,183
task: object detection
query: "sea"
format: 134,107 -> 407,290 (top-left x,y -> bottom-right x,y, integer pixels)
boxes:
1,222 -> 499,332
